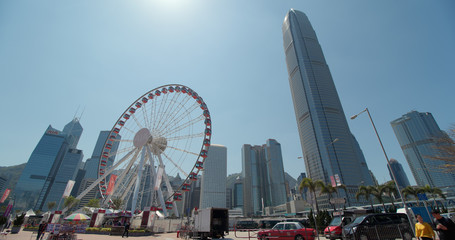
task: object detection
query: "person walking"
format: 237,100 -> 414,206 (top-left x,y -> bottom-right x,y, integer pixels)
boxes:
36,222 -> 47,240
415,214 -> 435,240
432,209 -> 455,240
122,221 -> 130,238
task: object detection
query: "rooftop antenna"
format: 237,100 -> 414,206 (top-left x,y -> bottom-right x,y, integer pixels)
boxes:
78,106 -> 86,122
73,106 -> 80,121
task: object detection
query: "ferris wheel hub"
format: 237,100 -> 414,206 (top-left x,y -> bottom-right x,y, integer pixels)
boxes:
133,128 -> 153,148
151,136 -> 167,155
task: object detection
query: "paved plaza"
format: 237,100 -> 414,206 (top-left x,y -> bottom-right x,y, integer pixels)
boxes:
5,229 -> 330,240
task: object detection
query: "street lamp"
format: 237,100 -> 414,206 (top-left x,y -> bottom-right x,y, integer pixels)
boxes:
351,108 -> 413,228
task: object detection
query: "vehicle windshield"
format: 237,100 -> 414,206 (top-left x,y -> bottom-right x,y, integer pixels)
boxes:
351,216 -> 367,225
328,216 -> 342,226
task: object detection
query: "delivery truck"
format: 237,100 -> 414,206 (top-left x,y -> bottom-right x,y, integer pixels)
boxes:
179,208 -> 229,239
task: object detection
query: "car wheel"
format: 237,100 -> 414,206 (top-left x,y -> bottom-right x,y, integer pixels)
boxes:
359,234 -> 368,240
402,231 -> 412,240
295,234 -> 304,240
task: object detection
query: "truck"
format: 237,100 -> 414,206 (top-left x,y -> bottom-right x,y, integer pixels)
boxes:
179,208 -> 229,239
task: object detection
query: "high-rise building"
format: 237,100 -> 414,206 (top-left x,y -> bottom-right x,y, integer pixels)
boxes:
200,144 -> 227,209
84,131 -> 119,180
391,111 -> 455,189
35,148 -> 83,210
233,178 -> 243,209
0,176 -> 7,197
387,159 -> 410,189
282,9 -> 374,207
242,139 -> 287,217
14,118 -> 84,210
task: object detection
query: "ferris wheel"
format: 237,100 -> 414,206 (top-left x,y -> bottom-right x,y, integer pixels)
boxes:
97,84 -> 211,216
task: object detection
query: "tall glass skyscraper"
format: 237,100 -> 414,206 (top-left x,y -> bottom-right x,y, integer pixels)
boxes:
387,159 -> 410,189
391,111 -> 455,190
200,144 -> 227,209
242,139 -> 287,217
282,9 -> 374,207
14,118 -> 83,210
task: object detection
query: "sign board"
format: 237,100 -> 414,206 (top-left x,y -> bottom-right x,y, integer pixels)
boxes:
330,198 -> 346,205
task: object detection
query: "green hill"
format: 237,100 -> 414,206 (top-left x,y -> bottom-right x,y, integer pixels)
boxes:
0,163 -> 26,191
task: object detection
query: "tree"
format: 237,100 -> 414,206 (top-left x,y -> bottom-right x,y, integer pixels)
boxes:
63,196 -> 80,210
356,185 -> 375,209
299,178 -> 323,212
429,127 -> 455,173
47,201 -> 56,211
319,183 -> 346,213
382,181 -> 398,212
418,185 -> 446,210
111,198 -> 124,210
370,185 -> 387,212
401,186 -> 420,205
86,199 -> 100,208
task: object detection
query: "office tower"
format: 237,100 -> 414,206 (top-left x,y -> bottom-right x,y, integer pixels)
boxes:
233,178 -> 243,209
391,111 -> 455,189
242,139 -> 287,217
200,144 -> 227,209
14,125 -> 70,210
387,159 -> 411,189
35,148 -> 83,210
282,9 -> 374,207
84,131 -> 119,180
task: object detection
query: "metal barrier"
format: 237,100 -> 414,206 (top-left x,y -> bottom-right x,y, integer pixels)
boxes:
233,227 -> 259,240
348,225 -> 415,240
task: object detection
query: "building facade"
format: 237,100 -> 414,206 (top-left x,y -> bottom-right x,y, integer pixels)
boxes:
200,144 -> 227,209
242,139 -> 287,217
387,159 -> 411,189
282,9 -> 374,207
391,111 -> 455,189
14,118 -> 84,210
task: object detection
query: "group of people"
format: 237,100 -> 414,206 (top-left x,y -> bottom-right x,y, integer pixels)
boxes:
415,210 -> 455,240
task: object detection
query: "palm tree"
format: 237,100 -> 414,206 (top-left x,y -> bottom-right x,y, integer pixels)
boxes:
299,178 -> 323,212
401,186 -> 420,206
47,201 -> 56,212
319,183 -> 338,212
371,185 -> 387,212
356,185 -> 375,209
418,185 -> 446,210
63,196 -> 80,210
382,181 -> 398,211
111,198 -> 124,210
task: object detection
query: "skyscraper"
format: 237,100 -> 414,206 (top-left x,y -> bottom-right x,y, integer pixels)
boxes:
282,9 -> 374,207
391,111 -> 455,190
242,139 -> 287,217
200,144 -> 227,209
387,159 -> 410,189
14,118 -> 84,210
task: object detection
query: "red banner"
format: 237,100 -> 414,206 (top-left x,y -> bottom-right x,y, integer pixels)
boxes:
106,174 -> 117,195
0,189 -> 10,203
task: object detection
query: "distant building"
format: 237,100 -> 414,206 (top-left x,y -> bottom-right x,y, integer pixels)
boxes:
242,139 -> 287,217
282,9 -> 374,208
391,111 -> 455,189
0,176 -> 7,197
387,159 -> 410,189
233,179 -> 243,209
14,118 -> 83,210
200,144 -> 227,208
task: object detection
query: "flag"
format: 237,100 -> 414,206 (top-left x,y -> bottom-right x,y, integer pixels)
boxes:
330,176 -> 336,187
3,200 -> 13,217
106,174 -> 117,195
0,188 -> 11,203
62,180 -> 75,198
154,166 -> 164,190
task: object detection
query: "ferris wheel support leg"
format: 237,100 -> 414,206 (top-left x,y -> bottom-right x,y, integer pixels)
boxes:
131,146 -> 147,213
102,149 -> 141,207
157,154 -> 179,217
146,147 -> 169,216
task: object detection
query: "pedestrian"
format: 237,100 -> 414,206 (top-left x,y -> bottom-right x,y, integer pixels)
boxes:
122,221 -> 130,238
36,222 -> 47,240
432,209 -> 455,240
415,214 -> 435,240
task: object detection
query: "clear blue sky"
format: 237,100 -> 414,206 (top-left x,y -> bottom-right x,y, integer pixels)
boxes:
1,0 -> 454,186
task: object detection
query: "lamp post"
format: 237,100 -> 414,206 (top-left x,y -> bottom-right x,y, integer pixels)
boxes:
351,108 -> 413,230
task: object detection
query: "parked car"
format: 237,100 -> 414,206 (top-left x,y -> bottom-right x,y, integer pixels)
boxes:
324,215 -> 354,240
234,220 -> 258,230
342,213 -> 414,240
258,219 -> 283,229
257,222 -> 316,240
